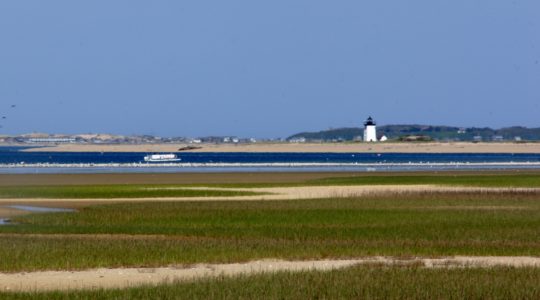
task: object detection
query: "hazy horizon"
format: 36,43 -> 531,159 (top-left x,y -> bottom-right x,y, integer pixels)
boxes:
4,122 -> 540,139
1,1 -> 539,138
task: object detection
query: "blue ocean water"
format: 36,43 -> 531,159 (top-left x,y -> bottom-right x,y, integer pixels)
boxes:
2,150 -> 540,164
1,146 -> 539,173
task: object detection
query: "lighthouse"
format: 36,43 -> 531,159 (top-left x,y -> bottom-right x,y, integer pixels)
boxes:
363,116 -> 377,142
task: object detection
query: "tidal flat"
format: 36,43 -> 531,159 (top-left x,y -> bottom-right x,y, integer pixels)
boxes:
1,171 -> 539,296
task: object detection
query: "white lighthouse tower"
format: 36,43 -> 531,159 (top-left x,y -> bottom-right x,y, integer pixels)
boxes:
363,116 -> 377,142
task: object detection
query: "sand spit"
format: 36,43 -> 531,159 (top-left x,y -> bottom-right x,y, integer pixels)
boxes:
2,257 -> 540,292
20,142 -> 540,153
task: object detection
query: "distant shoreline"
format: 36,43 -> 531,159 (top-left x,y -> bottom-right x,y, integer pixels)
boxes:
8,142 -> 540,153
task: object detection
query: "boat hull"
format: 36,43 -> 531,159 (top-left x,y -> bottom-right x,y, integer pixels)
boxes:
144,159 -> 181,163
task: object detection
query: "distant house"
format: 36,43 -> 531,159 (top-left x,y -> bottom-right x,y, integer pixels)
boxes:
492,135 -> 504,142
457,128 -> 466,134
289,137 -> 306,143
473,136 -> 483,142
26,138 -> 76,143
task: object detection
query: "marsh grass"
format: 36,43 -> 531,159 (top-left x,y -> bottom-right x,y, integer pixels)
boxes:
1,192 -> 540,272
1,173 -> 538,200
0,185 -> 261,199
307,173 -> 540,187
4,265 -> 540,299
180,173 -> 540,188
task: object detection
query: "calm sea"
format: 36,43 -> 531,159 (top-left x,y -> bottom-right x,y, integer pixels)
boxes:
1,146 -> 539,173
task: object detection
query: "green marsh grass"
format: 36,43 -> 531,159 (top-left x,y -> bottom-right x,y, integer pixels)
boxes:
4,265 -> 540,299
3,174 -> 539,198
308,173 -> 540,187
168,173 -> 540,188
1,191 -> 540,272
0,185 -> 261,199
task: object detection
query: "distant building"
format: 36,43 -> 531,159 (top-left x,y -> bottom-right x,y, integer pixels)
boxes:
492,135 -> 504,142
473,135 -> 483,142
363,116 -> 377,142
457,128 -> 466,134
379,135 -> 388,142
26,138 -> 76,143
289,137 -> 306,143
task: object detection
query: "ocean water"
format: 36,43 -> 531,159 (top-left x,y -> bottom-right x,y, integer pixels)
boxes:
1,146 -> 540,173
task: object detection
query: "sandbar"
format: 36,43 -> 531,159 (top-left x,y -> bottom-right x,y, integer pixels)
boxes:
17,142 -> 540,153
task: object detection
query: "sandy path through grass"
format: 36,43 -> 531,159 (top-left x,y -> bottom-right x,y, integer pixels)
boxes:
2,256 -> 540,292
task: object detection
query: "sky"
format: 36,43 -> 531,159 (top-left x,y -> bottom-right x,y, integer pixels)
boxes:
0,1 -> 539,138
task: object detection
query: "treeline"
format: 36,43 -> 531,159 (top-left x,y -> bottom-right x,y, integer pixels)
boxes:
287,125 -> 540,142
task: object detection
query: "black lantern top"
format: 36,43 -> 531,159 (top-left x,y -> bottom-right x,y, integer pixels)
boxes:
364,116 -> 376,126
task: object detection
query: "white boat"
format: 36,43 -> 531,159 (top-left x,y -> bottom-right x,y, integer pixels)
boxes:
143,154 -> 181,162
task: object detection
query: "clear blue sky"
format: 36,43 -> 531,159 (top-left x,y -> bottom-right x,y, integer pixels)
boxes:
1,1 -> 539,138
